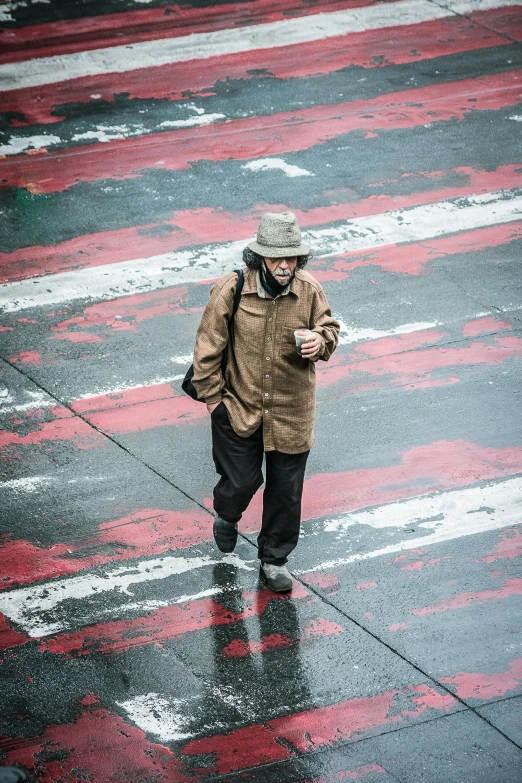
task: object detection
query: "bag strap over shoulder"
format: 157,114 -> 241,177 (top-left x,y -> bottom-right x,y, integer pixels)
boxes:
231,268 -> 244,318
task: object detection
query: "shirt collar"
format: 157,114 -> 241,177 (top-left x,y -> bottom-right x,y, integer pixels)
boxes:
242,268 -> 299,299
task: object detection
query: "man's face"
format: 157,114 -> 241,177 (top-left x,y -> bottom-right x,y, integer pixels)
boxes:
264,256 -> 298,285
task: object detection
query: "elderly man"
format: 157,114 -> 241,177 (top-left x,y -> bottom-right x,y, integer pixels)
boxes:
192,212 -> 339,592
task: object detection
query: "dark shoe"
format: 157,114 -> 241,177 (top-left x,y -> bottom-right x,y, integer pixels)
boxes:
260,562 -> 293,593
213,516 -> 238,553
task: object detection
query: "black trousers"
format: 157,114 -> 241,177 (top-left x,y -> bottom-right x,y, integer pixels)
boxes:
211,402 -> 309,565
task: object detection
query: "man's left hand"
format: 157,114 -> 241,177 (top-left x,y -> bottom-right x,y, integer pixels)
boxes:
301,332 -> 324,359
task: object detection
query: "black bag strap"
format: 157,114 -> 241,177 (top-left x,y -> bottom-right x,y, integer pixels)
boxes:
231,268 -> 244,320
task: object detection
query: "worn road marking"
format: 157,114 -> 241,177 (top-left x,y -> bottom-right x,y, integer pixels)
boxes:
1,0 -> 518,91
299,475 -> 522,573
2,477 -> 521,636
0,553 -> 255,637
2,189 -> 520,312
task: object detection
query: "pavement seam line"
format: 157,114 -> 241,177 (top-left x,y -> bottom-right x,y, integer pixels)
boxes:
198,710 -> 477,782
436,262 -> 516,317
2,363 -> 521,756
292,576 -> 522,753
0,355 -> 214,518
425,0 -> 522,44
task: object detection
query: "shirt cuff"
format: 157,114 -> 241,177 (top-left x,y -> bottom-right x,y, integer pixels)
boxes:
205,394 -> 223,405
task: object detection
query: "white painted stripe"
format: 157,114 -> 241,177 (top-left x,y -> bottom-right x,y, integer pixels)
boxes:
2,478 -> 520,637
0,0 -> 519,91
242,158 -> 314,178
73,372 -> 187,402
1,189 -> 520,313
0,116 -> 227,156
117,691 -> 241,741
298,476 -> 522,573
0,398 -> 55,413
117,694 -> 199,741
119,587 -> 226,614
0,475 -> 109,491
0,389 -> 54,413
0,134 -> 62,156
169,354 -> 193,365
334,309 -> 511,345
0,476 -> 53,493
0,552 -> 255,637
336,318 -> 440,345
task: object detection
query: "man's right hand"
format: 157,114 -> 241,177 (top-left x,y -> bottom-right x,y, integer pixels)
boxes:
207,401 -> 221,415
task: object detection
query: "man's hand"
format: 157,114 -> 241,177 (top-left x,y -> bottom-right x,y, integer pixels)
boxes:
301,332 -> 324,359
207,401 -> 221,415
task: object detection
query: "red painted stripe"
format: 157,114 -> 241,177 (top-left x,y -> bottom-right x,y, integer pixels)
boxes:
479,526 -> 522,563
180,684 -> 457,775
5,349 -> 44,366
48,288 -> 197,346
269,440 -> 522,526
317,334 -> 522,392
70,336 -> 521,435
0,613 -> 30,651
3,441 -> 521,596
0,411 -> 106,451
61,331 -> 521,438
0,508 -> 213,590
0,392 -> 206,449
82,394 -> 207,436
312,220 -> 522,281
2,12 -> 518,124
462,315 -> 513,337
2,71 -> 520,193
4,329 -> 521,449
395,554 -> 451,572
2,165 -> 521,283
46,288 -> 199,350
410,578 -> 522,616
469,6 -> 522,42
0,702 -> 192,783
38,584 -> 310,656
222,616 -> 343,657
70,383 -> 182,416
441,656 -> 522,701
0,0 -> 380,64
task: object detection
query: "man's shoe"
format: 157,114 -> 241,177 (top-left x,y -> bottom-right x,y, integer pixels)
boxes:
213,516 -> 238,553
260,562 -> 293,593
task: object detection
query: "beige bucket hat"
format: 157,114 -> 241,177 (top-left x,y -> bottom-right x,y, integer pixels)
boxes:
248,211 -> 310,258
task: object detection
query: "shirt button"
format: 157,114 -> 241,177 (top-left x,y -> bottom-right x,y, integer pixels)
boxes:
268,318 -> 273,322
272,300 -> 276,306
264,410 -> 269,414
267,337 -> 272,341
264,392 -> 269,397
265,374 -> 270,378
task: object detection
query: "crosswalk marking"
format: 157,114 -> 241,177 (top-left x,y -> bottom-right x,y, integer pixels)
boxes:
2,189 -> 520,312
2,0 -> 519,91
299,476 -> 522,573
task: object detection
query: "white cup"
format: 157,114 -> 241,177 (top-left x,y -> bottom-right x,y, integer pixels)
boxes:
294,328 -> 313,356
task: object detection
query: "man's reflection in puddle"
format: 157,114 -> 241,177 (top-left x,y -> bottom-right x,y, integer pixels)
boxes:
184,561 -> 313,772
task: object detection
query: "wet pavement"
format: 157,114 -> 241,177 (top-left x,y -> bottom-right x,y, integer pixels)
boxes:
1,0 -> 522,780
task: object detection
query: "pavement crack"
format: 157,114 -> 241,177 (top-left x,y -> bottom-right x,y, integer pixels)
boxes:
0,355 -> 214,518
425,0 -> 522,44
293,575 -> 522,753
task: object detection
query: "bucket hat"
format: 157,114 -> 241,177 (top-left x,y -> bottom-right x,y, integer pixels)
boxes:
248,211 -> 309,258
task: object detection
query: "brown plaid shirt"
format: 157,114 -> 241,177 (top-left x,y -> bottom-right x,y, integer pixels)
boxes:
192,267 -> 340,453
